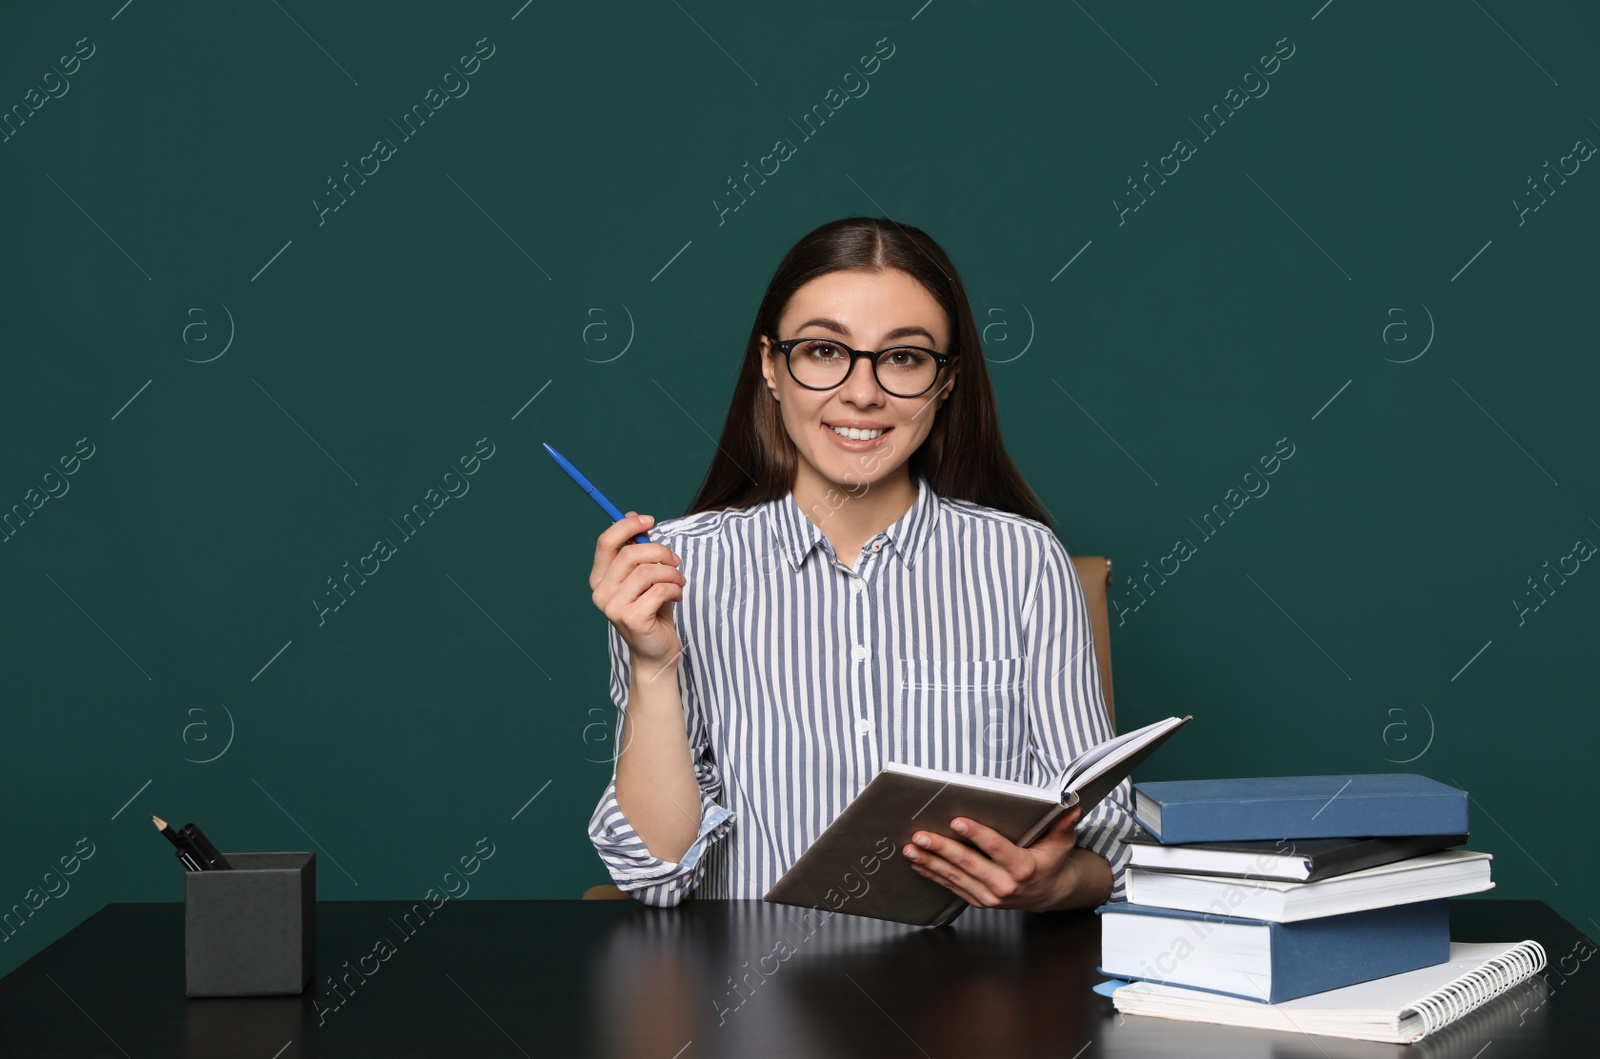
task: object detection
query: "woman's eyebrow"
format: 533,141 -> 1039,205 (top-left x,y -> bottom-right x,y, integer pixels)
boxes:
791,317 -> 939,346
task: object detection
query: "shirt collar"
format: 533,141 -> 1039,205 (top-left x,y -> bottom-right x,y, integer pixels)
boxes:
767,473 -> 941,572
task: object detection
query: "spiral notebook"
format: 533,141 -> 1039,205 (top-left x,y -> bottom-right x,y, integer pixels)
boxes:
1102,940 -> 1546,1044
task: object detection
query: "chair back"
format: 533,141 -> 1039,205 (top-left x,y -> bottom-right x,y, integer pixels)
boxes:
1069,555 -> 1116,730
581,884 -> 637,900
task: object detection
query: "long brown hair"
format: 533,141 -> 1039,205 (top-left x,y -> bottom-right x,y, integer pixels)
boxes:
685,217 -> 1055,532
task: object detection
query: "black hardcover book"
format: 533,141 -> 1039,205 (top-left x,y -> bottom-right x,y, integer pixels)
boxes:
1125,832 -> 1469,883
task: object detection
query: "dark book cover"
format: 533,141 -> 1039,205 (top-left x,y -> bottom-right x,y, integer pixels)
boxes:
764,774 -> 1073,927
1126,832 -> 1470,882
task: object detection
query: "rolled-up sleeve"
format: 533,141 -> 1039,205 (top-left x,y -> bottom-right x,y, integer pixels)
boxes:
587,620 -> 734,906
1020,532 -> 1141,902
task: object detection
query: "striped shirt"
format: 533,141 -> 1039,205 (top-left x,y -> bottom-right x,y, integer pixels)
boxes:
586,472 -> 1140,906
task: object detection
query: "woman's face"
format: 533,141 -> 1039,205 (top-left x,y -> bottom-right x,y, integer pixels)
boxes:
759,268 -> 957,495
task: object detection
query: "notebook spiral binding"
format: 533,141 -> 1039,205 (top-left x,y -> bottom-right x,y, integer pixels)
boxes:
1411,940 -> 1546,1040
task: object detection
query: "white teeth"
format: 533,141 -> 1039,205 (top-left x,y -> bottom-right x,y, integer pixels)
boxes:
831,426 -> 885,440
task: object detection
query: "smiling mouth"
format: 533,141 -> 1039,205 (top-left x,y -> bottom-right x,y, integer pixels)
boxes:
827,424 -> 891,441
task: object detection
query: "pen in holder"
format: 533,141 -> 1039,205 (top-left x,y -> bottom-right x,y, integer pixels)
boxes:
179,823 -> 232,871
184,851 -> 316,997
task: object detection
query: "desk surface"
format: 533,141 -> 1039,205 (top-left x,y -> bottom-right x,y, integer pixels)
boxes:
0,898 -> 1588,1058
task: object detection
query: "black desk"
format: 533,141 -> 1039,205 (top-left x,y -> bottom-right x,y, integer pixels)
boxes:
0,899 -> 1589,1058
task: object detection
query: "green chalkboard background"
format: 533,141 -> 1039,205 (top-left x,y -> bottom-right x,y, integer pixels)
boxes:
3,1 -> 1597,982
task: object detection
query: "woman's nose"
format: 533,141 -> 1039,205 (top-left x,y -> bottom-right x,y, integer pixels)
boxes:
839,355 -> 883,399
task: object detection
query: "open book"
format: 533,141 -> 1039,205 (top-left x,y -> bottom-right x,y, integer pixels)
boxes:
763,715 -> 1190,927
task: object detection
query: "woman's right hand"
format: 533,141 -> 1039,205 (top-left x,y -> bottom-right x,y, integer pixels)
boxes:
590,511 -> 685,668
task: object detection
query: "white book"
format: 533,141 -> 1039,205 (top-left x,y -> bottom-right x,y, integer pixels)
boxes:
1107,940 -> 1547,1044
1125,850 -> 1494,922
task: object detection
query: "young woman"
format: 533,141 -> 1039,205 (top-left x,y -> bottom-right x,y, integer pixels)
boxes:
586,217 -> 1138,912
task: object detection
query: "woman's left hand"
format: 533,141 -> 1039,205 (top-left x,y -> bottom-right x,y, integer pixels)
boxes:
902,805 -> 1087,912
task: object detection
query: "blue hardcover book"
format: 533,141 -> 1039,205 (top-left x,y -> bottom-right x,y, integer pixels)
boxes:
1133,774 -> 1468,844
1096,898 -> 1451,1003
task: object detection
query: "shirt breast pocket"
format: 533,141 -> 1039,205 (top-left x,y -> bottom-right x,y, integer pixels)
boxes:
893,657 -> 1028,780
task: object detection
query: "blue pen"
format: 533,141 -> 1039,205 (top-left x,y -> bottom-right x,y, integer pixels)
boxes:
543,442 -> 652,545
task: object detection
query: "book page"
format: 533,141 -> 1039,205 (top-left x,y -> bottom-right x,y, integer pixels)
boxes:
881,760 -> 1057,802
1060,716 -> 1187,792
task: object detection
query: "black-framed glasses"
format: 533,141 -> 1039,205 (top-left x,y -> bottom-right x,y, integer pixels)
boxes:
768,335 -> 952,399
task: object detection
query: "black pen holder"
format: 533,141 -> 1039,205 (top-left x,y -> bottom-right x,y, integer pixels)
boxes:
184,851 -> 315,998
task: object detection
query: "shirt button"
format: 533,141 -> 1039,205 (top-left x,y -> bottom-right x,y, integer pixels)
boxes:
850,579 -> 865,594
852,644 -> 869,661
872,541 -> 883,552
855,717 -> 872,735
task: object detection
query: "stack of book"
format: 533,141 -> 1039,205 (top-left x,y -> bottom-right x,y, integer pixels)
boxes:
1095,774 -> 1546,1044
